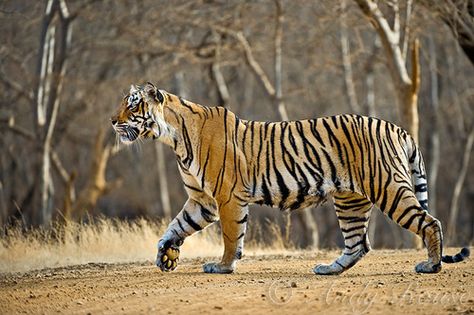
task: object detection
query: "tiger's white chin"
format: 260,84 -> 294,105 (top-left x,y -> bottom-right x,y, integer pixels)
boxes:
119,135 -> 137,145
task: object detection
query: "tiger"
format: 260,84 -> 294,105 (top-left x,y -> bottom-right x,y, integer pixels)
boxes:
111,82 -> 469,274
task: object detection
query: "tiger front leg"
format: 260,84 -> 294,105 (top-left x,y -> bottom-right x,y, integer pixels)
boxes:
203,202 -> 248,274
156,198 -> 218,272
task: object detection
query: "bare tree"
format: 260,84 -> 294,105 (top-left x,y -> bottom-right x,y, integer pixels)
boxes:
0,179 -> 6,226
447,127 -> 474,243
155,143 -> 172,218
274,0 -> 289,121
65,128 -> 122,220
211,32 -> 231,107
340,0 -> 361,113
427,35 -> 441,216
31,0 -> 73,226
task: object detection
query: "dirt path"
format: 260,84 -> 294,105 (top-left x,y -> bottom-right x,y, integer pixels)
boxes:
1,249 -> 473,315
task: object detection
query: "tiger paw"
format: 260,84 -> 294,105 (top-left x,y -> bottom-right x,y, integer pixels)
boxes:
414,261 -> 441,273
156,241 -> 180,272
203,262 -> 234,274
313,263 -> 343,275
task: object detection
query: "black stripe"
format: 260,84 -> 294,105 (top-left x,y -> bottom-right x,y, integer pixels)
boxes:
338,216 -> 368,223
401,212 -> 424,230
183,210 -> 203,231
409,146 -> 417,163
261,175 -> 273,206
345,239 -> 365,250
296,121 -> 324,175
213,109 -> 229,196
344,233 -> 362,240
335,261 -> 346,269
236,214 -> 248,224
335,200 -> 372,211
177,219 -> 187,234
395,205 -> 421,224
179,97 -> 200,115
322,149 -> 340,189
181,121 -> 194,168
200,206 -> 216,223
418,199 -> 428,210
201,150 -> 211,188
341,225 -> 365,234
271,125 -> 290,209
414,184 -> 427,192
183,183 -> 202,192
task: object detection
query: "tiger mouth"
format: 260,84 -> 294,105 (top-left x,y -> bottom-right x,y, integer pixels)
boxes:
115,126 -> 139,143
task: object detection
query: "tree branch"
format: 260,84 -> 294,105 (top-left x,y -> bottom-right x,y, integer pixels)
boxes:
210,24 -> 276,97
340,0 -> 361,113
401,0 -> 413,60
211,32 -> 230,106
354,0 -> 412,88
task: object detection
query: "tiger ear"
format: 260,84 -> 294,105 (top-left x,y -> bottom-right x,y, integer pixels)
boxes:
144,82 -> 164,103
129,84 -> 139,94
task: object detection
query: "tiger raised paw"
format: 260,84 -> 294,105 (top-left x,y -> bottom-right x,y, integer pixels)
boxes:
112,82 -> 470,275
156,239 -> 181,272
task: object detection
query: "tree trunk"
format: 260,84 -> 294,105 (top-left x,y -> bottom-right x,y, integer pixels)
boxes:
0,179 -> 6,226
447,128 -> 474,244
72,128 -> 121,219
340,0 -> 361,113
274,0 -> 288,121
399,39 -> 420,143
32,0 -> 72,226
211,32 -> 230,107
155,143 -> 172,218
427,36 -> 440,216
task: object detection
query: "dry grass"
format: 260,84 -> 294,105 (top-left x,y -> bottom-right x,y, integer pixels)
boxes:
0,218 -> 290,274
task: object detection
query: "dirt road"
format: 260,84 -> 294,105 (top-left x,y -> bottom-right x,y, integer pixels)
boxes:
1,249 -> 473,314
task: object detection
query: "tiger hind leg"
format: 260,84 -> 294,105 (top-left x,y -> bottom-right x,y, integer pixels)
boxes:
314,192 -> 373,275
377,187 -> 443,273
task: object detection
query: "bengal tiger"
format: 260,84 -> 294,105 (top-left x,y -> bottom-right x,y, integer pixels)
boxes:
111,82 -> 469,274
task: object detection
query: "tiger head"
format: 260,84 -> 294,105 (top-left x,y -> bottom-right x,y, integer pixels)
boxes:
111,82 -> 170,144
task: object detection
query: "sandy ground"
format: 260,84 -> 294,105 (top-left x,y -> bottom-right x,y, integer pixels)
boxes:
1,249 -> 473,315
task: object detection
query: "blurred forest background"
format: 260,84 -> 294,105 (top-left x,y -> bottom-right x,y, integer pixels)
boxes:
0,0 -> 473,250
